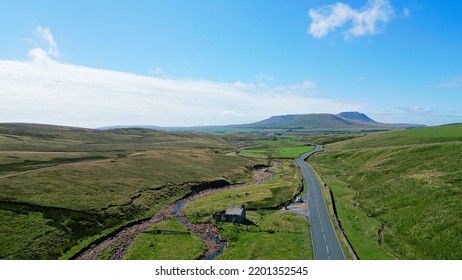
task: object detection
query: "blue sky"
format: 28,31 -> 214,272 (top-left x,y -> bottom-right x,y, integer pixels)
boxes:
1,0 -> 461,128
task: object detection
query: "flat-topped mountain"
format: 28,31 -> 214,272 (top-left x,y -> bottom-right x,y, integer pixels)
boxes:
337,112 -> 377,124
233,112 -> 424,132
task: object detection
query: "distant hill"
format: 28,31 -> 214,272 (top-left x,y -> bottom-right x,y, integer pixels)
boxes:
160,112 -> 425,134
0,122 -> 95,141
5,112 -> 425,136
0,122 -> 205,152
239,113 -> 355,130
326,122 -> 462,149
97,125 -> 161,131
229,112 -> 424,132
337,112 -> 377,124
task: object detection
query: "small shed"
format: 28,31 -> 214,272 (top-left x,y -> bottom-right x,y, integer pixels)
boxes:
213,206 -> 246,223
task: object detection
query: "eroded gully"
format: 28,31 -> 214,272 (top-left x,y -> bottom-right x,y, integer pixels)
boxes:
75,163 -> 277,260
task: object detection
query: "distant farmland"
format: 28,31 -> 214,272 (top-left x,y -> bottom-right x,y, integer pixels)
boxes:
239,145 -> 314,159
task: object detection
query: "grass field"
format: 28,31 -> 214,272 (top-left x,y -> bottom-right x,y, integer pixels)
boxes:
217,210 -> 311,259
183,160 -> 312,259
0,123 -> 263,259
0,209 -> 65,259
124,218 -> 205,260
310,124 -> 462,259
239,146 -> 314,159
183,161 -> 302,221
237,136 -> 315,159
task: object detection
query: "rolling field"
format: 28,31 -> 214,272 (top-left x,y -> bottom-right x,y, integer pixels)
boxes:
239,146 -> 314,159
124,218 -> 205,260
238,137 -> 315,159
216,210 -> 312,260
0,123 -> 263,259
310,124 -> 462,259
183,161 -> 302,220
329,123 -> 462,149
183,161 -> 311,259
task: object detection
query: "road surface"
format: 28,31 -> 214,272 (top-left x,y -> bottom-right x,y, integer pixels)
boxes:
295,146 -> 345,260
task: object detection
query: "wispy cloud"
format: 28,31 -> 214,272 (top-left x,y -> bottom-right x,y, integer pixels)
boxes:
371,109 -> 462,126
0,58 -> 363,128
287,80 -> 316,92
403,7 -> 411,18
435,77 -> 462,89
0,27 -> 364,128
33,26 -> 60,58
271,80 -> 317,94
308,0 -> 395,40
256,73 -> 274,82
150,67 -> 164,76
397,106 -> 432,114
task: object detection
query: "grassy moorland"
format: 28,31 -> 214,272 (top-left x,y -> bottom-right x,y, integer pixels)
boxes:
216,210 -> 311,259
300,133 -> 365,146
0,123 -> 263,259
124,218 -> 205,260
327,123 -> 462,149
183,160 -> 312,259
183,161 -> 302,221
310,124 -> 462,259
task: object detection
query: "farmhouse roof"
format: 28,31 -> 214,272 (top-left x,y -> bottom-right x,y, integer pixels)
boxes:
225,206 -> 244,216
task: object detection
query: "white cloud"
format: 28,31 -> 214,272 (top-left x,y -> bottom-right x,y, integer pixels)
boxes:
0,27 -> 363,128
308,0 -> 395,40
220,110 -> 239,116
34,26 -> 60,58
435,77 -> 462,89
28,47 -> 52,63
256,73 -> 274,82
294,80 -> 317,90
403,7 -> 411,18
0,57 -> 362,128
370,109 -> 462,126
397,106 -> 432,114
272,80 -> 317,94
151,67 -> 164,76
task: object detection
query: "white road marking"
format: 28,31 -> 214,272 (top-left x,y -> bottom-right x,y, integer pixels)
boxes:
296,148 -> 345,260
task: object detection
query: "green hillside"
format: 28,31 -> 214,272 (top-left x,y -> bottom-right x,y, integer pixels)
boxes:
310,124 -> 462,259
0,123 -> 262,259
329,123 -> 462,149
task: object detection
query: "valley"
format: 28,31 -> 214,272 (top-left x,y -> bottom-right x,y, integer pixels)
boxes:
0,124 -> 262,259
0,116 -> 460,260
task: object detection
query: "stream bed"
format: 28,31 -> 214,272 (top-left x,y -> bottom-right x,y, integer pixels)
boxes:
75,164 -> 276,260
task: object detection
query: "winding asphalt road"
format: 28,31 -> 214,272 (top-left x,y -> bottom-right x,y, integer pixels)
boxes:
295,146 -> 345,260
